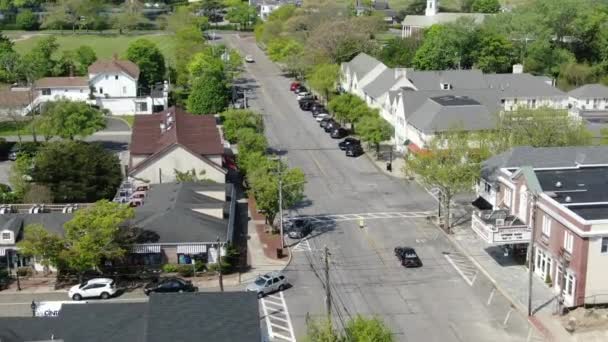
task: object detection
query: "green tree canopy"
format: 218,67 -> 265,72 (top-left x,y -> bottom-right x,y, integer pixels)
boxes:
31,141 -> 122,203
187,71 -> 230,114
345,315 -> 394,342
75,45 -> 97,74
357,114 -> 393,153
306,63 -> 339,101
16,9 -> 39,30
267,38 -> 303,63
39,100 -> 106,140
126,39 -> 166,93
225,1 -> 257,29
328,93 -> 372,124
471,0 -> 500,13
221,109 -> 264,143
473,31 -> 515,73
236,128 -> 268,155
22,36 -> 59,81
376,36 -> 421,68
17,224 -> 65,273
112,0 -> 149,34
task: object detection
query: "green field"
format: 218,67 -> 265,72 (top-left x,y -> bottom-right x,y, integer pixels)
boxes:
14,33 -> 177,64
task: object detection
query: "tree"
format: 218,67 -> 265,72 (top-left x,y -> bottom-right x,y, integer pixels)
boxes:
302,316 -> 340,342
344,315 -> 394,342
62,200 -> 134,281
306,18 -> 380,64
9,153 -> 33,199
17,224 -> 65,274
406,131 -> 491,230
557,62 -> 596,90
187,71 -> 229,114
197,0 -> 225,22
306,63 -> 339,101
23,183 -> 53,203
471,0 -> 500,13
267,38 -> 303,63
357,114 -> 393,154
376,36 -> 421,68
113,0 -> 149,34
236,128 -> 267,155
22,36 -> 59,81
126,39 -> 166,93
403,0 -> 426,15
53,50 -> 77,76
225,1 -> 257,29
16,9 -> 39,30
31,141 -> 122,203
40,100 -> 106,140
328,93 -> 372,125
413,21 -> 479,70
473,32 -> 515,73
75,45 -> 97,74
221,109 -> 264,143
523,40 -> 575,77
188,48 -> 225,78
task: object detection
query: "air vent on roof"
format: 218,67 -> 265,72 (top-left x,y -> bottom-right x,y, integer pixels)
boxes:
555,181 -> 562,188
547,192 -> 557,198
565,196 -> 572,203
578,183 -> 585,187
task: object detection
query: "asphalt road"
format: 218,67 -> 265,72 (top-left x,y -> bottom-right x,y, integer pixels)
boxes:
221,33 -> 541,342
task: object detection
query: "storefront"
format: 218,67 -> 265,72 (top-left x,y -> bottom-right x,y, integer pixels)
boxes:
128,245 -> 162,266
176,244 -> 207,265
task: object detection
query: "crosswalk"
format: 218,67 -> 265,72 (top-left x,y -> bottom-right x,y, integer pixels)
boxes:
260,292 -> 297,342
291,239 -> 312,252
443,252 -> 479,286
288,211 -> 435,223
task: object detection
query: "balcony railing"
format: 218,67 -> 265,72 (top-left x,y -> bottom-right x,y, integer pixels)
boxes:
471,210 -> 531,245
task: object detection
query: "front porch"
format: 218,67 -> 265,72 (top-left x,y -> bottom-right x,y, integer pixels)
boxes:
471,209 -> 531,245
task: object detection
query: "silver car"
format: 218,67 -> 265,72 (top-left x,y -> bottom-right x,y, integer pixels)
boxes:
246,271 -> 288,298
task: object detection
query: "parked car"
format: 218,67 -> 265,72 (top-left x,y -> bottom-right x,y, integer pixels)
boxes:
394,247 -> 423,267
319,118 -> 334,128
69,278 -> 118,301
339,137 -> 360,150
296,92 -> 312,101
311,103 -> 325,114
7,145 -> 19,161
144,277 -> 198,296
299,99 -> 314,111
345,144 -> 364,157
330,127 -> 348,139
286,218 -> 313,239
245,55 -> 254,63
290,82 -> 301,92
315,113 -> 331,122
295,85 -> 307,93
246,271 -> 289,298
324,121 -> 340,132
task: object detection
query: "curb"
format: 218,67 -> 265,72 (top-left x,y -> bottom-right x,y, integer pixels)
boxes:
363,150 -> 407,180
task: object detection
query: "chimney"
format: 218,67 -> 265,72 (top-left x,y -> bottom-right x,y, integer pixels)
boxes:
512,64 -> 523,74
394,68 -> 407,79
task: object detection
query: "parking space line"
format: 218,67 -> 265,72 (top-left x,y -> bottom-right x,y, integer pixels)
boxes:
487,288 -> 496,305
503,308 -> 514,326
444,254 -> 475,286
260,291 -> 296,342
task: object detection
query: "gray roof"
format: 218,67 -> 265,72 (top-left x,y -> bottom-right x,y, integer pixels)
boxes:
344,53 -> 382,80
402,12 -> 486,27
480,146 -> 608,183
483,73 -> 565,97
406,69 -> 487,90
567,83 -> 608,98
361,68 -> 398,98
0,213 -> 72,238
0,317 -> 61,342
147,293 -> 261,342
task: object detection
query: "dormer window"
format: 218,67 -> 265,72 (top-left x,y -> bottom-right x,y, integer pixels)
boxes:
1,231 -> 10,240
441,83 -> 452,90
115,75 -> 119,80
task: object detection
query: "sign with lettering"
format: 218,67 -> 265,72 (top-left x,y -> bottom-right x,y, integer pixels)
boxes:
35,301 -> 86,317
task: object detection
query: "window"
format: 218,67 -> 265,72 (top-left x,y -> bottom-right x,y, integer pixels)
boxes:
564,231 -> 574,253
601,237 -> 608,253
503,188 -> 512,207
42,89 -> 50,95
541,215 -> 551,237
484,182 -> 491,194
99,87 -> 103,94
115,75 -> 119,80
136,102 -> 148,112
1,232 -> 10,240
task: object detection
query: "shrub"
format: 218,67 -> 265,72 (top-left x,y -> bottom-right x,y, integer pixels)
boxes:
17,267 -> 32,277
176,264 -> 194,277
16,10 -> 39,30
0,269 -> 8,279
162,264 -> 178,273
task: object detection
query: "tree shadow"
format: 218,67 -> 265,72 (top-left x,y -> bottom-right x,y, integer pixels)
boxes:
484,246 -> 527,267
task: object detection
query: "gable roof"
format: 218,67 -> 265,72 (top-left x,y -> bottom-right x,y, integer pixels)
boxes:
362,68 -> 398,98
128,143 -> 226,176
567,83 -> 608,98
344,53 -> 382,80
88,58 -> 140,79
482,73 -> 565,97
402,12 -> 487,27
406,69 -> 486,90
130,106 -> 224,156
34,77 -> 89,88
0,89 -> 33,108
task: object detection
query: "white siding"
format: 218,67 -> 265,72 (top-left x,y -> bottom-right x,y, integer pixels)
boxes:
38,89 -> 89,102
569,96 -> 608,111
130,146 -> 225,184
90,72 -> 137,97
584,235 -> 608,301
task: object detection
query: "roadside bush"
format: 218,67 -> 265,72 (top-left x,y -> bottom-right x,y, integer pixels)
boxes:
176,264 -> 194,277
0,269 -> 8,279
16,10 -> 39,30
17,267 -> 33,277
162,264 -> 178,273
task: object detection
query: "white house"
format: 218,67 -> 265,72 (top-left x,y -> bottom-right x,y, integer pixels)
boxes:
402,0 -> 487,38
29,55 -> 168,116
567,84 -> 608,116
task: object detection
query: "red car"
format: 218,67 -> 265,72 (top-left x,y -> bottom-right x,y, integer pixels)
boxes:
223,155 -> 237,170
290,82 -> 300,92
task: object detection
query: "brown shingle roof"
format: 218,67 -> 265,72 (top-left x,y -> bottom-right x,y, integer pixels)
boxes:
0,89 -> 32,107
88,59 -> 140,79
130,106 -> 224,156
34,77 -> 89,88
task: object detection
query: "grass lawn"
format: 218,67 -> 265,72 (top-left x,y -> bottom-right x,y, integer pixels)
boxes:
118,115 -> 135,127
0,120 -> 33,137
14,33 -> 177,64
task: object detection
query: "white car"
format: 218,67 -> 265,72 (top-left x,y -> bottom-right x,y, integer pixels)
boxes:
246,271 -> 288,298
315,113 -> 331,122
296,92 -> 312,101
68,278 -> 117,301
245,55 -> 254,63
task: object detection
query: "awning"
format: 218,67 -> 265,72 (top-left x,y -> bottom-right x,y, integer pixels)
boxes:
472,196 -> 493,210
131,245 -> 161,254
177,244 -> 207,254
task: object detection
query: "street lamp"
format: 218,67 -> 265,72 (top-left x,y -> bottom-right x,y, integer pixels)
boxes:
30,301 -> 36,317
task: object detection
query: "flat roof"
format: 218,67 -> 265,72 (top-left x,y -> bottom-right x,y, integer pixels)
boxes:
570,205 -> 608,221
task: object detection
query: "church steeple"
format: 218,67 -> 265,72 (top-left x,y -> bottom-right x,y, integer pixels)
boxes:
425,0 -> 438,16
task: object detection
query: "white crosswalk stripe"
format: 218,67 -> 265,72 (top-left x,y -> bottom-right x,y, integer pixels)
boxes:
444,252 -> 479,286
288,211 -> 435,223
260,292 -> 296,342
291,239 -> 312,252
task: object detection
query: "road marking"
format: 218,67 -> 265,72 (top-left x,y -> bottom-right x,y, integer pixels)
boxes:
444,253 -> 479,286
289,211 -> 435,223
503,308 -> 514,326
0,297 -> 147,306
260,291 -> 296,342
487,288 -> 496,305
291,239 -> 312,252
310,152 -> 328,178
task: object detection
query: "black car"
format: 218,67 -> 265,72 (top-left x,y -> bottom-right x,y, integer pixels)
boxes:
330,127 -> 348,139
299,99 -> 314,111
144,277 -> 198,296
345,144 -> 364,157
319,118 -> 334,128
324,121 -> 340,132
286,218 -> 313,239
311,104 -> 325,115
339,137 -> 360,150
295,85 -> 307,93
394,247 -> 423,268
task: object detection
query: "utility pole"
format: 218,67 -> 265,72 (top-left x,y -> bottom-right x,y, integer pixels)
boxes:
277,153 -> 285,249
527,193 -> 537,316
324,246 -> 331,321
217,236 -> 224,292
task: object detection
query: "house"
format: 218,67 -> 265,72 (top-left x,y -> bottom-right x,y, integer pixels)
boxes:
471,147 -> 608,307
0,87 -> 33,117
354,0 -> 397,23
129,106 -> 226,184
0,181 -> 236,272
0,292 -> 262,342
27,55 -> 169,116
255,0 -> 299,20
568,83 -> 608,118
402,0 -> 487,38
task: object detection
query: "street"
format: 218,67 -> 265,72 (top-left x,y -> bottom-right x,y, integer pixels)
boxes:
222,33 -> 542,341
